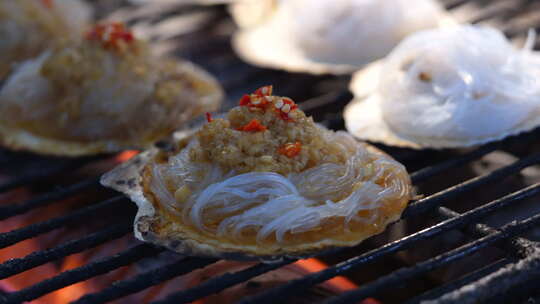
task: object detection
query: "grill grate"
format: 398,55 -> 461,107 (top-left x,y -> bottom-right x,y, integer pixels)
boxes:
1,0 -> 540,303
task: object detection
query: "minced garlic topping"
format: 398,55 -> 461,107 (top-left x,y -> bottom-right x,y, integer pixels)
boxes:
40,31 -> 151,121
43,23 -> 146,83
190,86 -> 354,174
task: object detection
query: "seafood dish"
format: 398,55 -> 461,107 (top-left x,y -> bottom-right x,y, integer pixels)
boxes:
0,22 -> 223,156
232,0 -> 451,74
345,25 -> 540,149
102,86 -> 412,260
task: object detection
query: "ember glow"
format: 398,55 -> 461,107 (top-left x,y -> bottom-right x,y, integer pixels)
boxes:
115,150 -> 139,163
57,254 -> 95,302
0,175 -> 97,304
295,258 -> 381,304
295,258 -> 357,291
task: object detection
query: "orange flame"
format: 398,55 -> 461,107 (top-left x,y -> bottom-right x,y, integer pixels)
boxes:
43,254 -> 96,303
295,258 -> 357,291
295,258 -> 381,304
115,150 -> 139,163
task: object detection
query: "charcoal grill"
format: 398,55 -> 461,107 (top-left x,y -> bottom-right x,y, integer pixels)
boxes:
1,0 -> 540,303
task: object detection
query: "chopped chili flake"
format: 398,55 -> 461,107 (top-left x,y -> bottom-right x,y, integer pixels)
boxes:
85,23 -> 135,51
239,94 -> 268,110
279,112 -> 291,121
238,86 -> 299,122
238,119 -> 267,132
251,97 -> 269,109
274,98 -> 298,121
278,142 -> 302,158
282,98 -> 297,109
40,0 -> 54,8
239,94 -> 251,106
206,112 -> 213,123
254,85 -> 273,97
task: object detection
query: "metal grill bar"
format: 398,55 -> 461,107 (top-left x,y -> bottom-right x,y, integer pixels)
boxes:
0,177 -> 100,220
0,244 -> 164,304
0,196 -> 126,249
468,0 -> 528,24
403,259 -> 511,304
0,221 -> 131,279
238,183 -> 540,304
502,2 -> 540,37
408,126 -> 539,184
409,144 -> 497,184
403,152 -> 540,218
152,260 -> 294,304
0,158 -> 96,193
72,257 -> 219,304
426,253 -> 540,304
442,0 -> 471,10
322,213 -> 540,304
436,207 -> 535,257
7,148 -> 530,304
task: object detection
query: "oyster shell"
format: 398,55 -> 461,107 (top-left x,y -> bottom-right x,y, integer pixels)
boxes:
0,23 -> 223,156
345,25 -> 540,149
102,86 -> 412,260
232,0 -> 452,74
0,0 -> 92,79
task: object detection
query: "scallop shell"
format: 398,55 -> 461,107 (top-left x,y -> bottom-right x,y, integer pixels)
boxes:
102,133 -> 412,261
345,25 -> 540,149
101,89 -> 412,260
0,39 -> 223,156
232,0 -> 453,75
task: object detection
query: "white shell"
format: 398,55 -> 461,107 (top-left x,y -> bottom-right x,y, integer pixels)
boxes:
346,25 -> 540,149
232,0 -> 452,74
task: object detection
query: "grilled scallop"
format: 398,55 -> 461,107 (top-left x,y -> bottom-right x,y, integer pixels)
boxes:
0,0 -> 92,79
101,86 -> 412,260
232,0 -> 451,74
345,25 -> 540,149
0,23 -> 223,156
